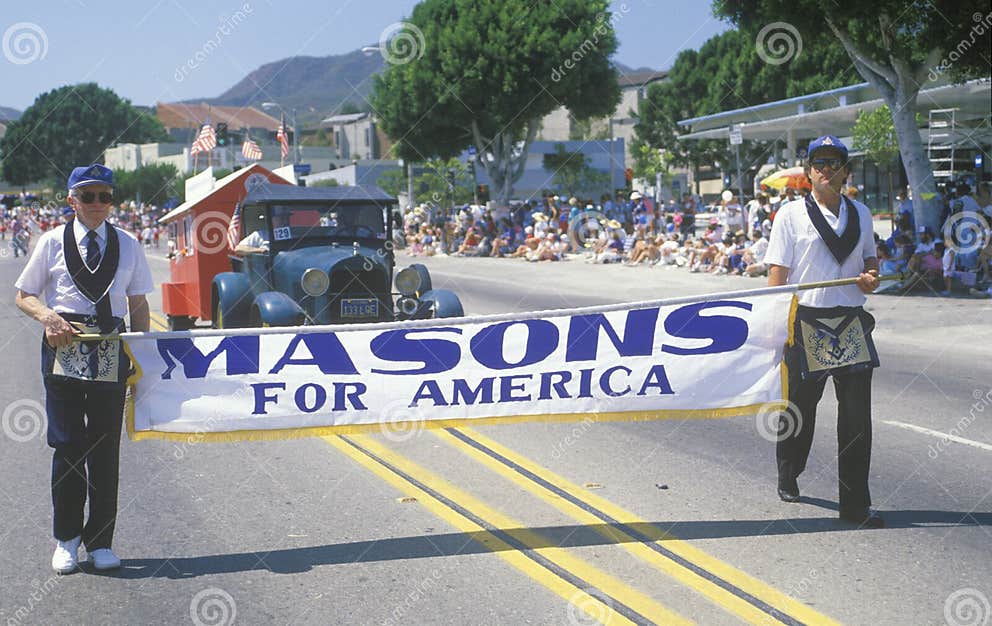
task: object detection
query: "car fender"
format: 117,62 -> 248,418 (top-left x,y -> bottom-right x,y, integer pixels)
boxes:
419,288 -> 463,318
212,272 -> 253,328
251,291 -> 306,327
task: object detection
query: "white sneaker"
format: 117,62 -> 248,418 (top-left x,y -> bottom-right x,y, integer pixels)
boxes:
52,536 -> 81,574
89,548 -> 121,570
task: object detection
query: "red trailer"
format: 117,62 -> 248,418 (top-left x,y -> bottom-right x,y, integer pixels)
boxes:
159,165 -> 292,329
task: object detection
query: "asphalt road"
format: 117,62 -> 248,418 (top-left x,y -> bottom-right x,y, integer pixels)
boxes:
1,240 -> 990,626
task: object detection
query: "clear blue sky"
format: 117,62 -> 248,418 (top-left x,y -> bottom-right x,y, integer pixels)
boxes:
0,0 -> 728,112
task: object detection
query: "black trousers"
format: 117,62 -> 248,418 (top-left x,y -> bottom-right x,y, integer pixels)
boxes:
777,351 -> 874,513
44,375 -> 126,548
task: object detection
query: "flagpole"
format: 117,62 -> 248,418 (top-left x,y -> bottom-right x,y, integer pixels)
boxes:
74,273 -> 908,342
796,272 -> 904,291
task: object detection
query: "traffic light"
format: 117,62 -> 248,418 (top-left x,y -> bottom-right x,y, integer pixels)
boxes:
477,184 -> 489,203
216,123 -> 229,147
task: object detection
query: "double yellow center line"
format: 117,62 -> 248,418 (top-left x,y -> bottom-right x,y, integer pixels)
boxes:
324,429 -> 839,625
327,434 -> 688,625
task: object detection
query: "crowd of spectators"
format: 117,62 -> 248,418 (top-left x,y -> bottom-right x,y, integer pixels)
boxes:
5,179 -> 991,298
400,181 -> 992,297
1,192 -> 167,257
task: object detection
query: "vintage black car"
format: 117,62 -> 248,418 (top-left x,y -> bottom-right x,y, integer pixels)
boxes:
211,183 -> 462,328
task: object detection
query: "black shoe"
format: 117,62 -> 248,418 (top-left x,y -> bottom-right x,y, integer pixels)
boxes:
777,477 -> 800,502
838,508 -> 885,528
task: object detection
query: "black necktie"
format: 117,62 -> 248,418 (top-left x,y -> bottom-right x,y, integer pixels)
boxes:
86,230 -> 101,268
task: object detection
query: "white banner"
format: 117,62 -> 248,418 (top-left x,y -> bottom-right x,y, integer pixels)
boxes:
125,288 -> 798,442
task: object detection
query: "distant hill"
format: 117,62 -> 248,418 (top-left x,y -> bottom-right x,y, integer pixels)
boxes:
196,49 -> 385,126
0,106 -> 22,121
189,51 -> 661,127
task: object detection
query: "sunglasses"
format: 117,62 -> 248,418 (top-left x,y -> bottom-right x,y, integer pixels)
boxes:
76,191 -> 114,204
809,158 -> 846,171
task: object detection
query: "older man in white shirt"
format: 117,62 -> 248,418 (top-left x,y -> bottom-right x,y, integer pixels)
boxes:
15,164 -> 153,573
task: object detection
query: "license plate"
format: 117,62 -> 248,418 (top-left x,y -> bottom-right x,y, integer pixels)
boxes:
341,298 -> 379,318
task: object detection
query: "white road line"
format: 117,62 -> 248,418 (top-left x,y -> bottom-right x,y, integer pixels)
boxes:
883,420 -> 992,452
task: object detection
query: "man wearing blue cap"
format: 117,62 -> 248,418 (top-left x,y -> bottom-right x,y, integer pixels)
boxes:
764,136 -> 885,528
14,164 -> 153,573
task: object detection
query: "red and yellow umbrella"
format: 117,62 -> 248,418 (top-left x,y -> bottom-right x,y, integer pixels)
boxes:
760,166 -> 811,191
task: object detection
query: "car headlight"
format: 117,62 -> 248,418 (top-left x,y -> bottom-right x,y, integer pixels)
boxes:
301,268 -> 329,297
395,266 -> 423,296
397,296 -> 420,316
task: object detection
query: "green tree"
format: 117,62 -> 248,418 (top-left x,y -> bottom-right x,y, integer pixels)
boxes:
113,163 -> 182,206
542,143 -> 609,198
635,28 -> 859,190
415,157 -> 474,206
713,0 -> 992,232
376,169 -> 408,198
852,105 -> 899,167
1,83 -> 168,186
852,105 -> 901,211
371,0 -> 620,206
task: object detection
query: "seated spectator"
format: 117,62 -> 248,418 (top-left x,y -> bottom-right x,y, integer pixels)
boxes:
510,226 -> 539,258
456,227 -> 482,256
876,233 -> 908,276
527,233 -> 562,262
657,235 -> 681,266
708,236 -> 736,274
939,241 -> 956,296
743,231 -> 769,277
908,228 -> 937,273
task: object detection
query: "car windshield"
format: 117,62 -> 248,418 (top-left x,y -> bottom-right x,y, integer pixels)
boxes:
246,203 -> 387,243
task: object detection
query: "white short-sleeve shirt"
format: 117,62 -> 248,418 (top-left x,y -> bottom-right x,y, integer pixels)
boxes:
15,219 -> 154,318
239,229 -> 271,250
764,196 -> 877,307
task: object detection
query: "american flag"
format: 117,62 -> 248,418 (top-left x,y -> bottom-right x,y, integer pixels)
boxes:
226,203 -> 242,251
190,124 -> 217,155
241,137 -> 262,160
276,114 -> 289,162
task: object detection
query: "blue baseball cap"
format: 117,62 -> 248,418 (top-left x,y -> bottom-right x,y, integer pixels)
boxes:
67,164 -> 114,190
806,135 -> 849,160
